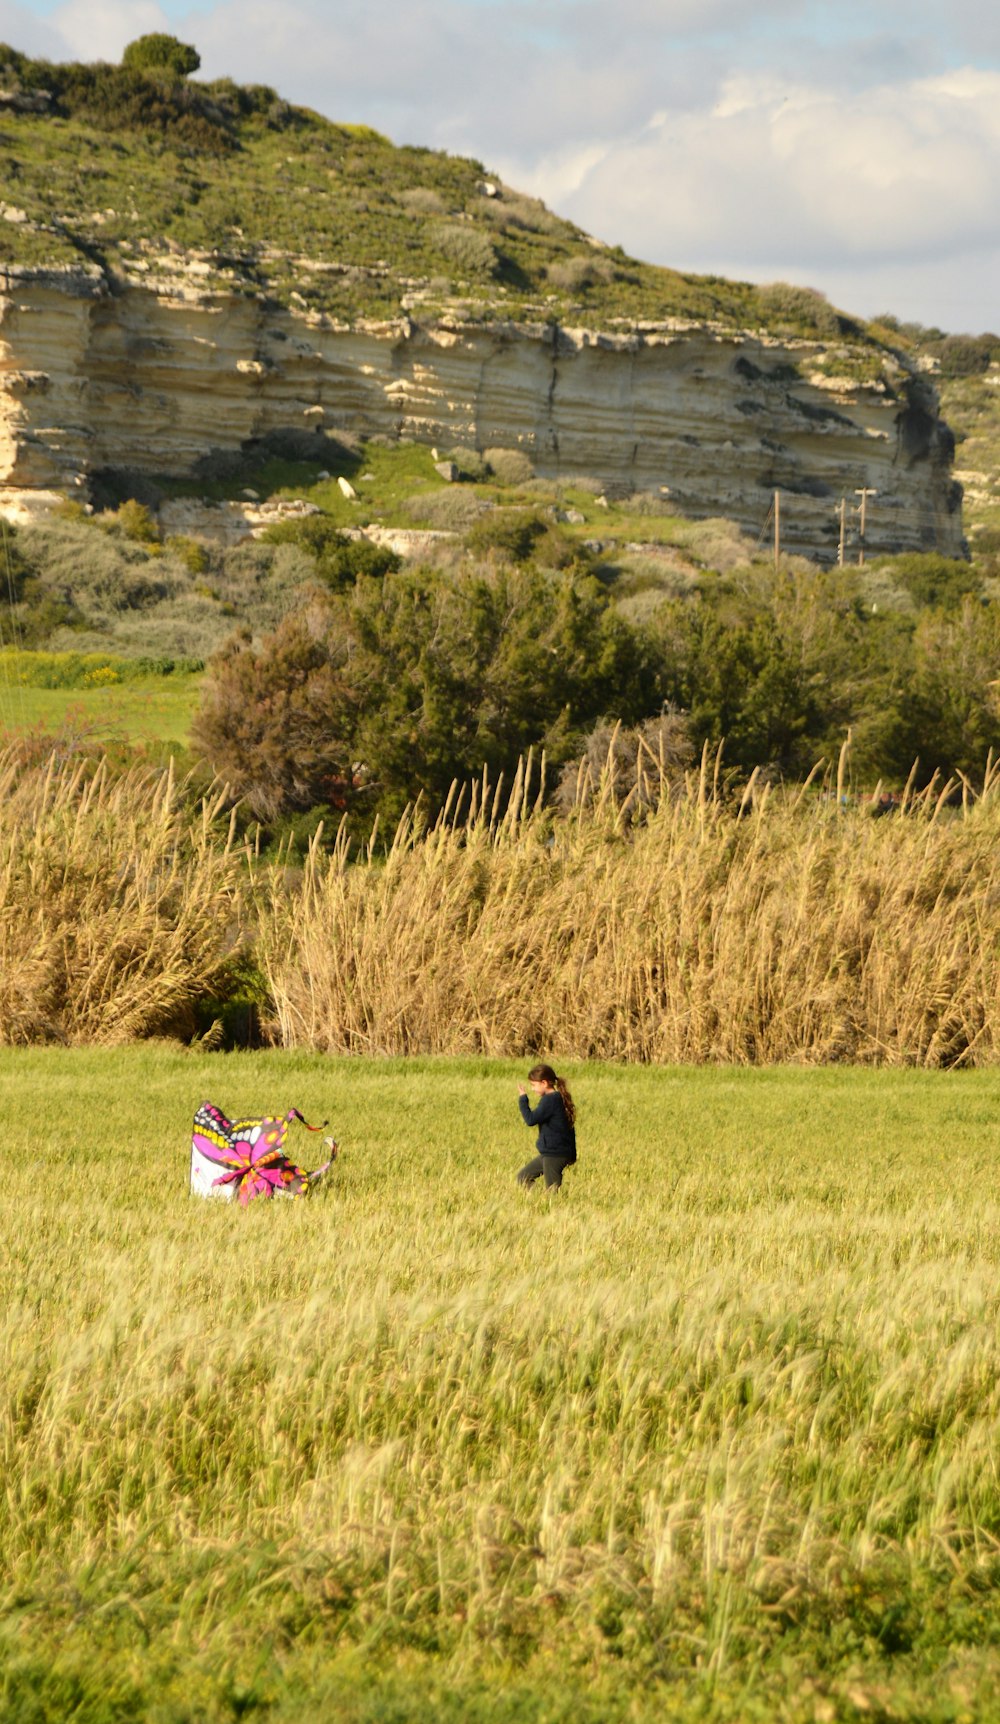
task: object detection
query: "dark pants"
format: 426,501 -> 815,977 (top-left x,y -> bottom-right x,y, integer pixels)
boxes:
517,1154 -> 572,1190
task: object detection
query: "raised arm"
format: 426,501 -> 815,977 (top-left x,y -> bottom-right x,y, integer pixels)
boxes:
518,1092 -> 557,1128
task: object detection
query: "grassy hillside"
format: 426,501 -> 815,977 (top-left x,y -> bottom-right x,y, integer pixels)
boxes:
941,371 -> 1000,546
4,1047 -> 1000,1722
0,42 -> 893,345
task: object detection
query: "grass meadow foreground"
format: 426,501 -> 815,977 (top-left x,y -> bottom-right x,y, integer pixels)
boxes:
4,1051 -> 1000,1721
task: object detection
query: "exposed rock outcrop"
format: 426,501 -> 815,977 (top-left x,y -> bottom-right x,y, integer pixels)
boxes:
0,268 -> 963,561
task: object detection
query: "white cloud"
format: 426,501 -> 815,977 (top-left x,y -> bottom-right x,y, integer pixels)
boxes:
50,0 -> 170,62
537,67 -> 1000,323
0,2 -> 67,55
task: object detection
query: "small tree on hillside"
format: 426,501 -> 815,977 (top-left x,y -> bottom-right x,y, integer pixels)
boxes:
122,34 -> 201,79
191,610 -> 358,822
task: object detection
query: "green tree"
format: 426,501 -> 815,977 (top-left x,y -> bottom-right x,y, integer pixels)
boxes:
122,34 -> 201,79
191,564 -> 657,825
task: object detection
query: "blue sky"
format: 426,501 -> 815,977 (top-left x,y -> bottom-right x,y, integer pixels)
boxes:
3,0 -> 999,332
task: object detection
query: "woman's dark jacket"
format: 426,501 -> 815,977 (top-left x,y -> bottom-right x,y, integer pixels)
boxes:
518,1091 -> 576,1162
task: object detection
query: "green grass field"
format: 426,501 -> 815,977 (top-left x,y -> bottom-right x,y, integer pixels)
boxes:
0,657 -> 203,747
4,1050 -> 1000,1721
0,676 -> 202,744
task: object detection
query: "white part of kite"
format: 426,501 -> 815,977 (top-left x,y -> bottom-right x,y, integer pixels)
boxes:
190,1141 -> 236,1199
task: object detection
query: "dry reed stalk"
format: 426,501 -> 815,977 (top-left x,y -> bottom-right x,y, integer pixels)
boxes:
0,747 -> 245,1044
259,748 -> 1000,1066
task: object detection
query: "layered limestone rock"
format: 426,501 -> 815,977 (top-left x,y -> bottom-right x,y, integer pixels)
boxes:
0,269 -> 963,561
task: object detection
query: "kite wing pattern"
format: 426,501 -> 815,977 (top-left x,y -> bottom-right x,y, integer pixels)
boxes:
191,1101 -> 335,1205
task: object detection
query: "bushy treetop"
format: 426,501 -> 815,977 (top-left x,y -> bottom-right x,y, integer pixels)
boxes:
121,34 -> 200,79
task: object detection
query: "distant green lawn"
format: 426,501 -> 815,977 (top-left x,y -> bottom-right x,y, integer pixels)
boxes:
4,1050 -> 1000,1722
0,666 -> 202,745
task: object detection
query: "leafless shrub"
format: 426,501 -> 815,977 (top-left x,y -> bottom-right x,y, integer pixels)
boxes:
476,192 -> 563,235
547,255 -> 617,293
398,186 -> 447,216
432,221 -> 498,278
405,489 -> 491,530
556,713 -> 694,814
484,447 -> 535,485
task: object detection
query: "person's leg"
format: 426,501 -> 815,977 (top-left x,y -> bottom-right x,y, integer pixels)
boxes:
517,1155 -> 545,1187
541,1155 -> 566,1189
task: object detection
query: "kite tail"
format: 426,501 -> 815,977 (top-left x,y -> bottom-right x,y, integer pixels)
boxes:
286,1108 -> 329,1132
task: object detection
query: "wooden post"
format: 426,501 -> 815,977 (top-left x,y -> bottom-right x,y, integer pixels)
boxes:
774,489 -> 780,573
855,486 -> 876,565
837,497 -> 846,567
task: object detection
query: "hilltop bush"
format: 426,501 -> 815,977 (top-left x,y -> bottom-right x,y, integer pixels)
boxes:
397,186 -> 447,215
477,190 -> 563,235
926,333 -> 1000,378
121,34 -> 200,79
2,48 -> 233,149
756,282 -> 847,339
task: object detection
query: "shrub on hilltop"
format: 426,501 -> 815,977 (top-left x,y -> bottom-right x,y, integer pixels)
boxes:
121,34 -> 201,79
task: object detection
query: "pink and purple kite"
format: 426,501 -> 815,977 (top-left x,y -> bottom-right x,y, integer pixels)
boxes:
191,1101 -> 337,1205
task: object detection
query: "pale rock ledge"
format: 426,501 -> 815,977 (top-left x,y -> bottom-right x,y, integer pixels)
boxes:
0,272 -> 963,563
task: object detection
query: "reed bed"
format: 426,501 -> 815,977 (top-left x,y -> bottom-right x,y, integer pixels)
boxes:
260,747 -> 1000,1066
5,736 -> 1000,1067
0,747 -> 244,1045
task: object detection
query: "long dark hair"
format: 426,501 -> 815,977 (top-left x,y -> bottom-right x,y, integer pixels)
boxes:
528,1063 -> 576,1128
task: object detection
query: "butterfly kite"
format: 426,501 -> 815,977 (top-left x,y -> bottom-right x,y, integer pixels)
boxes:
191,1101 -> 337,1205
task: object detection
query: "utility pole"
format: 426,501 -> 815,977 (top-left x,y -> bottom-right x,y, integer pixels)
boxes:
774,489 -> 780,573
837,497 -> 847,567
855,487 -> 876,565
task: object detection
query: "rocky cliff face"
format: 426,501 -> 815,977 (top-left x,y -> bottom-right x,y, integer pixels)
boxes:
0,267 -> 963,561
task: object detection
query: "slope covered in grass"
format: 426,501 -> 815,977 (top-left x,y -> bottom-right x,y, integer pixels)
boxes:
0,42 -> 891,345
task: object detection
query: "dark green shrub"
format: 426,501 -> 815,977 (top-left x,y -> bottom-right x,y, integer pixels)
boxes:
121,34 -> 201,79
875,553 -> 982,610
465,510 -> 550,564
465,509 -> 591,572
927,334 -> 1000,378
193,565 -> 656,825
260,517 -> 400,588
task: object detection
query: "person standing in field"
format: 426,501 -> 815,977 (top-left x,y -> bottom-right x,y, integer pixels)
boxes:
516,1064 -> 577,1189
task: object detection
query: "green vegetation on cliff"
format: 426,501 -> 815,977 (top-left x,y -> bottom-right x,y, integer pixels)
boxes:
0,42 -> 888,341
